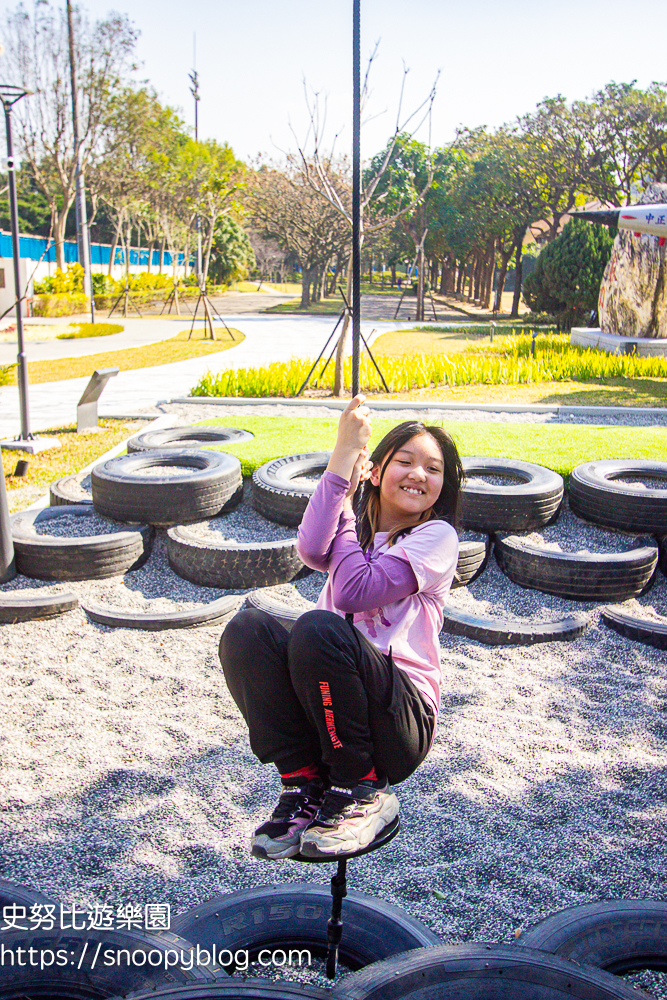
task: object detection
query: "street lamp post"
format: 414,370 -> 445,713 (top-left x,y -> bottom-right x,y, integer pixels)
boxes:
0,84 -> 60,453
66,0 -> 95,324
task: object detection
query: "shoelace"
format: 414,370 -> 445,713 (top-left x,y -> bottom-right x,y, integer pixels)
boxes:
272,789 -> 320,821
315,789 -> 358,823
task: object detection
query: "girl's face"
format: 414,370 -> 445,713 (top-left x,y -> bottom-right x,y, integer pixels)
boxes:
370,432 -> 445,533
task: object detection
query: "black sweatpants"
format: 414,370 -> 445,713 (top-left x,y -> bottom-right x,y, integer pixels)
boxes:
218,607 -> 436,787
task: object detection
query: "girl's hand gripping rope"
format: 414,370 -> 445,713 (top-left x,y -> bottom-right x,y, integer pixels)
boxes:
327,394 -> 372,488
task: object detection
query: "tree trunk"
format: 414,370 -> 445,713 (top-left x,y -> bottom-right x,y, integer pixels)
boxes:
390,262 -> 396,287
300,267 -> 312,309
108,219 -> 121,278
159,238 -> 165,274
456,261 -> 464,295
417,243 -> 425,322
146,239 -> 153,274
493,246 -> 514,312
510,235 -> 524,319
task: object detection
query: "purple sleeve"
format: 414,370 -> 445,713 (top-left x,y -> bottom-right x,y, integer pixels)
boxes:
296,471 -> 351,571
296,471 -> 419,611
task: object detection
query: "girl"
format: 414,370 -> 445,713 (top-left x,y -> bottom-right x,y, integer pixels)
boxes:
219,395 -> 463,861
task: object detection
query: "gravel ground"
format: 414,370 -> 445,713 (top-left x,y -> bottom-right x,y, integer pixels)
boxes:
1,405 -> 667,995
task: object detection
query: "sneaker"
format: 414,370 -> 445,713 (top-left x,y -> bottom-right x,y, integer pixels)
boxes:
251,780 -> 324,860
299,780 -> 399,859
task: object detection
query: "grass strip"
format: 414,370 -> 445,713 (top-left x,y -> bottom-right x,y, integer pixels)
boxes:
197,415 -> 667,480
56,322 -> 124,340
3,419 -> 144,511
16,328 -> 243,385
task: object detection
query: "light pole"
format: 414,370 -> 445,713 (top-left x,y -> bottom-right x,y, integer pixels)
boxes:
189,35 -> 202,287
66,0 -> 94,323
0,84 -> 59,453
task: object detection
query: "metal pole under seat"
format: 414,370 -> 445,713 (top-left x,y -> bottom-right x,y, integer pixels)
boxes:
294,816 -> 401,979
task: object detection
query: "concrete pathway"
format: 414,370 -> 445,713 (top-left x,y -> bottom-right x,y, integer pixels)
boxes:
0,314 -> 418,439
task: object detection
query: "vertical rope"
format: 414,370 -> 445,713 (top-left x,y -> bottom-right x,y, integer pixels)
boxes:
351,0 -> 361,397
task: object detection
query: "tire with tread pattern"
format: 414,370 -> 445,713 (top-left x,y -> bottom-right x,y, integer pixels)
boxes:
167,527 -> 304,589
127,424 -> 253,453
494,533 -> 658,601
244,590 -> 313,631
453,532 -> 491,588
171,884 -> 440,975
11,506 -> 154,581
50,472 -> 92,506
569,459 -> 667,534
82,594 -> 239,631
517,898 -> 667,975
460,457 -> 564,532
252,453 -> 330,526
330,942 -> 647,1000
92,450 -> 242,526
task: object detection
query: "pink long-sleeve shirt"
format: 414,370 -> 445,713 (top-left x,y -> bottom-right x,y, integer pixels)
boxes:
296,471 -> 459,713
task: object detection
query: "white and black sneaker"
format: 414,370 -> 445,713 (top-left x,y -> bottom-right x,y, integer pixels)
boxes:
299,780 -> 399,859
251,780 -> 324,860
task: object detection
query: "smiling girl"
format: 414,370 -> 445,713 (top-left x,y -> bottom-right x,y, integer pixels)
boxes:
219,395 -> 463,861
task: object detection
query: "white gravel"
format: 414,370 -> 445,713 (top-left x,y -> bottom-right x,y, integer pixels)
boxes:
34,513 -> 132,538
1,404 -> 667,994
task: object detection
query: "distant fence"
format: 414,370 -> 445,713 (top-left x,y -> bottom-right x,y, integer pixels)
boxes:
0,231 -> 184,267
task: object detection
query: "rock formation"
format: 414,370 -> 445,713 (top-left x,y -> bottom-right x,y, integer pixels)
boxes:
598,182 -> 667,338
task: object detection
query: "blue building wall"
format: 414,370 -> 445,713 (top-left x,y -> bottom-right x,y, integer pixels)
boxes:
0,232 -> 182,267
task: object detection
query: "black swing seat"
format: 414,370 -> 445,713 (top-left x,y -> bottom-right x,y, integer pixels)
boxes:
294,815 -> 400,863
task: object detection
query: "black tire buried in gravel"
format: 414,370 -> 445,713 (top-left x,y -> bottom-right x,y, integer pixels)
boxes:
252,453 -> 330,527
127,425 -> 253,453
494,534 -> 659,601
460,457 -> 564,532
601,606 -> 667,650
0,590 -> 78,623
167,526 -> 304,589
330,942 -> 647,1000
120,983 -> 332,999
50,472 -> 92,506
569,459 -> 667,534
92,450 -> 242,526
171,884 -> 440,975
244,590 -> 310,631
11,506 -> 154,581
517,898 -> 667,975
0,926 -> 214,999
82,594 -> 239,631
441,604 -> 590,645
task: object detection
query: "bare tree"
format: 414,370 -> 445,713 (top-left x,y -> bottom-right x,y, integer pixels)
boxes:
2,0 -> 137,269
292,56 -> 439,393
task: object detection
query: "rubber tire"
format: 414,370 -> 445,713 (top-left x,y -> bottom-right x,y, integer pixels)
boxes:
494,534 -> 659,601
331,942 -> 648,1000
121,983 -> 331,999
82,594 -> 239,631
569,459 -> 667,534
92,450 -> 242,526
517,898 -> 667,975
50,473 -> 92,506
0,879 -> 57,931
252,453 -> 330,527
452,532 -> 491,589
171,884 -> 440,975
601,606 -> 667,650
11,506 -> 154,581
441,604 -> 591,645
0,590 -> 78,623
127,425 -> 253,453
460,458 -> 564,532
244,590 -> 314,631
167,527 -> 304,589
0,926 -> 213,999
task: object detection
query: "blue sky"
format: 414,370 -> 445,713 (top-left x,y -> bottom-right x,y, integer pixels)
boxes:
9,0 -> 667,162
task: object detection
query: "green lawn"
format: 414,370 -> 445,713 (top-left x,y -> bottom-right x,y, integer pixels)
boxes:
197,415 -> 667,480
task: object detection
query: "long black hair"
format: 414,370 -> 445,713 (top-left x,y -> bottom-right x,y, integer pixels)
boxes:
354,421 -> 463,551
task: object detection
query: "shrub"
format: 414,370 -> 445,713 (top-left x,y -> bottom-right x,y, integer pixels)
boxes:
523,219 -> 613,330
33,263 -> 85,295
32,293 -> 89,317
